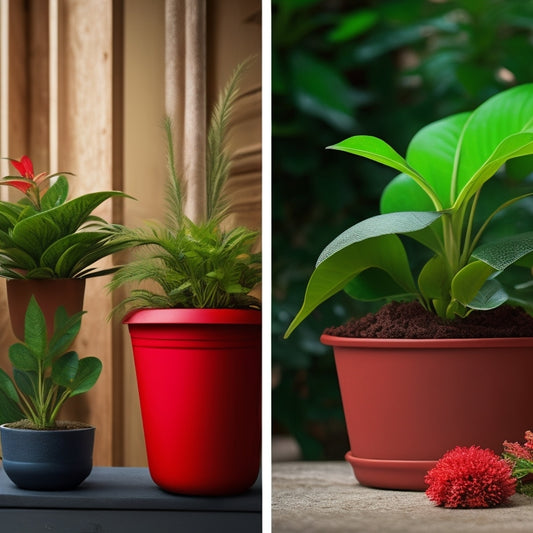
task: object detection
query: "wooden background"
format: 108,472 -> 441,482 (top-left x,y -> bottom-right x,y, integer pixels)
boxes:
0,0 -> 261,466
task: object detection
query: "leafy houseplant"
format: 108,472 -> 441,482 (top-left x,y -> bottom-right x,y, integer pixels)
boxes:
0,296 -> 101,490
109,60 -> 262,496
0,156 -> 132,338
0,156 -> 129,280
284,83 -> 533,491
286,83 -> 533,336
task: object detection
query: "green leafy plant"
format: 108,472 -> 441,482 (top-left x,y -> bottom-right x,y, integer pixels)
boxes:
109,60 -> 261,315
0,156 -> 131,279
286,83 -> 533,337
0,296 -> 102,429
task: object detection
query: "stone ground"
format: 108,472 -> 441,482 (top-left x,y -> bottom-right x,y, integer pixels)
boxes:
272,461 -> 533,533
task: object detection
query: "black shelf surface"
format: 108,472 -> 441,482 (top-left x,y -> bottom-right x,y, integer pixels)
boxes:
0,466 -> 262,532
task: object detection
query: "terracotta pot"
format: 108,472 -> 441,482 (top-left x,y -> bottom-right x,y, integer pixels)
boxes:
0,424 -> 95,490
6,278 -> 86,339
321,334 -> 533,491
124,308 -> 261,495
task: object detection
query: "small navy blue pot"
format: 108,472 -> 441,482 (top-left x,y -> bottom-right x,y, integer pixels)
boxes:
0,424 -> 95,490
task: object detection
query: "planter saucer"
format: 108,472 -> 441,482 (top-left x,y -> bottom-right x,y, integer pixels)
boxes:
345,451 -> 434,491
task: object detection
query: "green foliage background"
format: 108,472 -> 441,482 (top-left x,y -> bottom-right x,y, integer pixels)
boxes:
272,0 -> 533,459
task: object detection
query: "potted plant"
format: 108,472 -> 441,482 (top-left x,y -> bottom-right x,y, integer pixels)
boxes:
284,83 -> 533,490
108,60 -> 262,496
0,296 -> 102,490
0,156 -> 131,338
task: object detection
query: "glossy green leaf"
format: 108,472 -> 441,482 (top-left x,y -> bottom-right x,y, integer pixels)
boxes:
473,231 -> 533,271
41,175 -> 69,210
285,234 -> 416,337
0,388 -> 24,424
24,296 -> 47,355
380,173 -> 434,213
52,351 -> 79,388
9,343 -> 39,371
316,211 -> 442,266
417,255 -> 450,304
405,112 -> 471,208
11,191 -> 125,258
49,308 -> 84,360
0,247 -> 38,271
326,136 -> 441,204
455,132 -> 533,208
344,268 -> 415,301
456,84 -> 533,196
0,368 -> 19,403
468,279 -> 509,310
13,368 -> 37,398
451,261 -> 496,306
69,357 -> 102,396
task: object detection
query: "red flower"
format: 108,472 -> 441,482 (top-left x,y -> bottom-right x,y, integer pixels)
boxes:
8,155 -> 35,193
525,430 -> 533,451
425,446 -> 516,508
504,437 -> 533,461
7,155 -> 49,197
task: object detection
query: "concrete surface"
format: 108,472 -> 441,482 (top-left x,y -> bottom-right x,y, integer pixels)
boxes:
272,461 -> 533,533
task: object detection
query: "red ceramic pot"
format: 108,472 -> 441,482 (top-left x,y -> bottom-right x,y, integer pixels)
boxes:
124,308 -> 261,495
6,278 -> 86,340
321,334 -> 533,491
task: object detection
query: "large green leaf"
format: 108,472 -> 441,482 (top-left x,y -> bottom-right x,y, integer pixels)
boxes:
468,279 -> 509,311
380,173 -> 434,213
51,351 -> 79,388
48,307 -> 84,360
13,368 -> 37,398
473,231 -> 533,270
285,234 -> 416,337
69,357 -> 102,396
456,84 -> 533,196
0,368 -> 20,403
24,296 -> 47,355
10,191 -> 125,258
344,268 -> 416,301
9,343 -> 38,371
405,112 -> 471,208
455,132 -> 533,209
450,260 -> 496,306
40,232 -> 106,273
316,211 -> 442,265
41,175 -> 69,210
327,136 -> 440,204
417,255 -> 450,305
69,238 -> 129,278
0,247 -> 38,270
0,388 -> 24,424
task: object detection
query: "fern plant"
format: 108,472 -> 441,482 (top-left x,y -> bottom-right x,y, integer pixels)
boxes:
109,60 -> 261,315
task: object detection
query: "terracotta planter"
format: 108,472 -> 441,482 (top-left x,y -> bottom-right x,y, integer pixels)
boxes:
321,334 -> 533,491
124,308 -> 261,495
0,424 -> 95,490
6,278 -> 86,339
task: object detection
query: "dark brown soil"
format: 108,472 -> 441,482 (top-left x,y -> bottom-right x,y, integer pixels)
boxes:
4,420 -> 92,430
324,301 -> 533,339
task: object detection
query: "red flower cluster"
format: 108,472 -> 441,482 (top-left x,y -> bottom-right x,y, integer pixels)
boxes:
504,430 -> 533,461
425,446 -> 516,508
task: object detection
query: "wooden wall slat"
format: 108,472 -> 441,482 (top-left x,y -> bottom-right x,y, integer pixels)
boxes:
55,0 -> 117,466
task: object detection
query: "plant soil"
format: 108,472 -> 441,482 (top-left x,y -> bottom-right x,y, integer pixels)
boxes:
324,301 -> 533,339
4,420 -> 92,430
